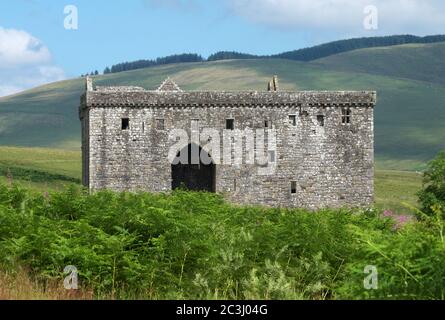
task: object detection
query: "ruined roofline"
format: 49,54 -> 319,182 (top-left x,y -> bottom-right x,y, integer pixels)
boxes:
93,86 -> 374,95
86,77 -> 375,95
95,86 -> 146,92
156,77 -> 183,92
84,90 -> 376,108
83,76 -> 376,108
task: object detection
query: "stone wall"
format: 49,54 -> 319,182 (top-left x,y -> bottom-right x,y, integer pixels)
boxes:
80,80 -> 376,209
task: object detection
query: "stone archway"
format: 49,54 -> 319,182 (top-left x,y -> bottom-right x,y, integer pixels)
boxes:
171,144 -> 216,192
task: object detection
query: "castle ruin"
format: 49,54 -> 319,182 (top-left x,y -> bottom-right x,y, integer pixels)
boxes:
79,77 -> 376,209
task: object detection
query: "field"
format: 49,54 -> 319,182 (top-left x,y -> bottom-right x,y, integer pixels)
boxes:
1,42 -> 445,171
0,147 -> 81,191
374,170 -> 422,214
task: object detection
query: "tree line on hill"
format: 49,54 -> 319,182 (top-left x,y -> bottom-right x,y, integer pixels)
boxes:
81,70 -> 99,77
95,35 -> 445,76
273,34 -> 445,61
103,53 -> 204,75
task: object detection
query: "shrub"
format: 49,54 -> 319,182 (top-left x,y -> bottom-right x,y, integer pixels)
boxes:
418,151 -> 445,218
335,211 -> 445,299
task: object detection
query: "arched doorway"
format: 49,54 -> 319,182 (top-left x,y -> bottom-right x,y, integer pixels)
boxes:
171,144 -> 216,192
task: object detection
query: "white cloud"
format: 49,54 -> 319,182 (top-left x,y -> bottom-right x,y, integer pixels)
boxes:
0,27 -> 65,97
227,0 -> 445,36
0,85 -> 22,97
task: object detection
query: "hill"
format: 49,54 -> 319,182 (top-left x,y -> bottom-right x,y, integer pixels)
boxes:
1,43 -> 445,170
313,42 -> 445,85
104,35 -> 445,74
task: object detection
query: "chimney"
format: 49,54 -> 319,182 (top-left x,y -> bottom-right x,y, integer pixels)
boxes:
267,75 -> 279,92
86,76 -> 93,92
273,75 -> 279,91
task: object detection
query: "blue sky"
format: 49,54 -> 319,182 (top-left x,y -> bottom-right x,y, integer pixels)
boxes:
0,0 -> 444,96
0,0 -> 314,77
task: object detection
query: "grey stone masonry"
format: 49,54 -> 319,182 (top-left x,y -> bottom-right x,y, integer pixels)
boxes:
79,76 -> 376,209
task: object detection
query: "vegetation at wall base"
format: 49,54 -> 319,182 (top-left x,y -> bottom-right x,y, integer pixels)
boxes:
0,182 -> 443,300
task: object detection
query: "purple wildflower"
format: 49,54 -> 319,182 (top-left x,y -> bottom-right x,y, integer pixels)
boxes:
381,210 -> 413,231
393,215 -> 412,230
382,210 -> 394,217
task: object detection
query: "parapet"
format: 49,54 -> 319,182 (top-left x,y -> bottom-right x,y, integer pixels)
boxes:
82,77 -> 376,109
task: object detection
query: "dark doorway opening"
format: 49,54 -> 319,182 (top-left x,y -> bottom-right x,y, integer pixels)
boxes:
172,144 -> 216,192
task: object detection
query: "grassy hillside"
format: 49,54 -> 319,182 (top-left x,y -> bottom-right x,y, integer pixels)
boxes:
1,48 -> 445,170
314,42 -> 445,85
0,80 -> 83,149
104,35 -> 445,74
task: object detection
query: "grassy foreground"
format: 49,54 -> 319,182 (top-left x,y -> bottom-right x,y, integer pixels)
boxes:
0,183 -> 444,300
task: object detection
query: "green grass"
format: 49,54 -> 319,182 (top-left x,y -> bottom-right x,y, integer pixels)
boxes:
0,147 -> 81,191
0,146 -> 423,214
1,43 -> 445,169
374,170 -> 422,214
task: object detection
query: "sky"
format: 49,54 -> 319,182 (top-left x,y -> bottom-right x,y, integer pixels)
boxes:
0,0 -> 444,97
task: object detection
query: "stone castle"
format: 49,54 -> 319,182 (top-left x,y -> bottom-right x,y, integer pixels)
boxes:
79,76 -> 376,209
